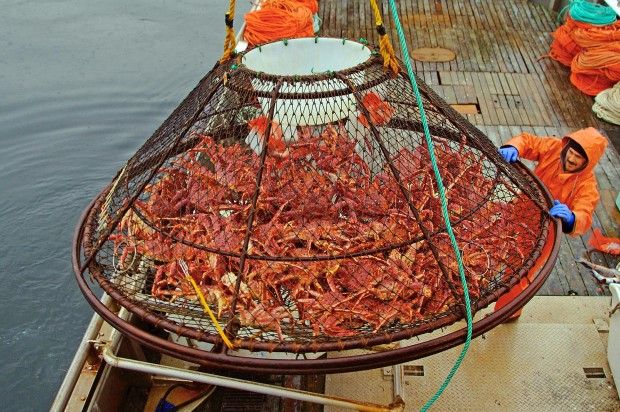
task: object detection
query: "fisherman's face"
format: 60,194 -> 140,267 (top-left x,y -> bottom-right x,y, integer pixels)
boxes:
564,147 -> 587,173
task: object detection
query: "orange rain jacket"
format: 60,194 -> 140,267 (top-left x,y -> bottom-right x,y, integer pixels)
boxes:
504,127 -> 608,236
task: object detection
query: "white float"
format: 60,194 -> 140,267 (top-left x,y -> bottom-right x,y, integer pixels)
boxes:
242,38 -> 372,144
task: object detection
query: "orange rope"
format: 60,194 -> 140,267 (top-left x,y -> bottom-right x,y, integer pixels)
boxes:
550,24 -> 581,66
572,43 -> 620,81
244,0 -> 315,46
564,15 -> 596,30
548,16 -> 620,66
260,0 -> 318,12
289,0 -> 318,14
549,17 -> 587,66
572,25 -> 620,48
569,72 -> 615,96
550,15 -> 620,95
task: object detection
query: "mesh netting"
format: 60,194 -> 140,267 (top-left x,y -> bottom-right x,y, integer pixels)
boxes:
77,38 -> 552,355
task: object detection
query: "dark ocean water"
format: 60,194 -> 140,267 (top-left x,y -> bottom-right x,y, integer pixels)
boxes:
0,1 -> 249,409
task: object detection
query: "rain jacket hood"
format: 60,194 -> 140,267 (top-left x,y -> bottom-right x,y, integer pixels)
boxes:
561,127 -> 608,175
504,128 -> 608,236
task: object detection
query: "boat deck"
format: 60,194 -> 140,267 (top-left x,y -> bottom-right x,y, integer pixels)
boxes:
319,0 -> 620,297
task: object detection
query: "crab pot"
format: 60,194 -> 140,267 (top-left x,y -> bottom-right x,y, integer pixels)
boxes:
74,37 -> 560,374
243,38 -> 369,137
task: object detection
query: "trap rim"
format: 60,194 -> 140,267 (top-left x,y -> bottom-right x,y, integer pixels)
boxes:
241,37 -> 373,76
73,162 -> 561,375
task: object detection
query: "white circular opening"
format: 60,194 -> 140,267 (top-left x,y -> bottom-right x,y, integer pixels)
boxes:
242,37 -> 372,76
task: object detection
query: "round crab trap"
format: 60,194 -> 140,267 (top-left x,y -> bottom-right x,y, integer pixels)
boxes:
74,37 -> 560,374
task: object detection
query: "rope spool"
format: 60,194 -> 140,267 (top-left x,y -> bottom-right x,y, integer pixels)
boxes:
593,82 -> 620,125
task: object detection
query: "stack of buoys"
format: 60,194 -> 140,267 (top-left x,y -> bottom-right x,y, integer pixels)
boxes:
548,0 -> 619,96
244,0 -> 319,46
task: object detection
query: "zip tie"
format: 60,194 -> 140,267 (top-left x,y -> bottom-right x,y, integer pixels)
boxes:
178,260 -> 234,349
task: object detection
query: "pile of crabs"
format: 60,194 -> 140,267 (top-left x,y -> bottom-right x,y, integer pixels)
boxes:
111,110 -> 540,339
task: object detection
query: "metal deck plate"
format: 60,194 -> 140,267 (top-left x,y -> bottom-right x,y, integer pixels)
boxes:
325,322 -> 618,411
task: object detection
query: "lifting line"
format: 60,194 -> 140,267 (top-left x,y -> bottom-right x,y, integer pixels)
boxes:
221,0 -> 237,62
386,1 -> 473,410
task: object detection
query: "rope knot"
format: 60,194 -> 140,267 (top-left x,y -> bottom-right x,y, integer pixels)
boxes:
225,13 -> 234,28
219,0 -> 237,63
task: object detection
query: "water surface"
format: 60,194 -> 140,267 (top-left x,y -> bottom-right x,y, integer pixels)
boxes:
0,1 -> 249,409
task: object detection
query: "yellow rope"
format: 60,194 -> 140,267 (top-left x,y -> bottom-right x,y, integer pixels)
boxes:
179,260 -> 235,349
378,34 -> 400,73
369,0 -> 383,24
368,0 -> 399,73
220,0 -> 237,62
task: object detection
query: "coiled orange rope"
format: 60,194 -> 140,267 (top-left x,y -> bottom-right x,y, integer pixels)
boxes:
569,72 -> 616,96
549,14 -> 620,95
243,0 -> 316,46
261,0 -> 318,12
572,43 -> 620,81
550,23 -> 582,66
548,16 -> 599,66
572,25 -> 620,48
290,0 -> 318,14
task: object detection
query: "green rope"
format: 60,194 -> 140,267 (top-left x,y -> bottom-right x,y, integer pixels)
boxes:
386,1 -> 473,410
559,0 -> 617,25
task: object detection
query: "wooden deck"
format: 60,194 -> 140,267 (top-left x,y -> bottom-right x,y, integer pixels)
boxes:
318,0 -> 620,296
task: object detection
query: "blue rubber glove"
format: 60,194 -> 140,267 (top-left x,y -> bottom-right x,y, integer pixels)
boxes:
498,146 -> 519,163
549,200 -> 576,233
155,399 -> 178,412
156,400 -> 176,412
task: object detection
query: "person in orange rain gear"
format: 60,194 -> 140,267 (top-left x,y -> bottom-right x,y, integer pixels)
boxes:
499,127 -> 608,235
494,127 -> 608,318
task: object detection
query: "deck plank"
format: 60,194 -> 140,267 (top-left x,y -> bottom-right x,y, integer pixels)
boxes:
558,237 -> 588,296
319,0 -> 619,297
